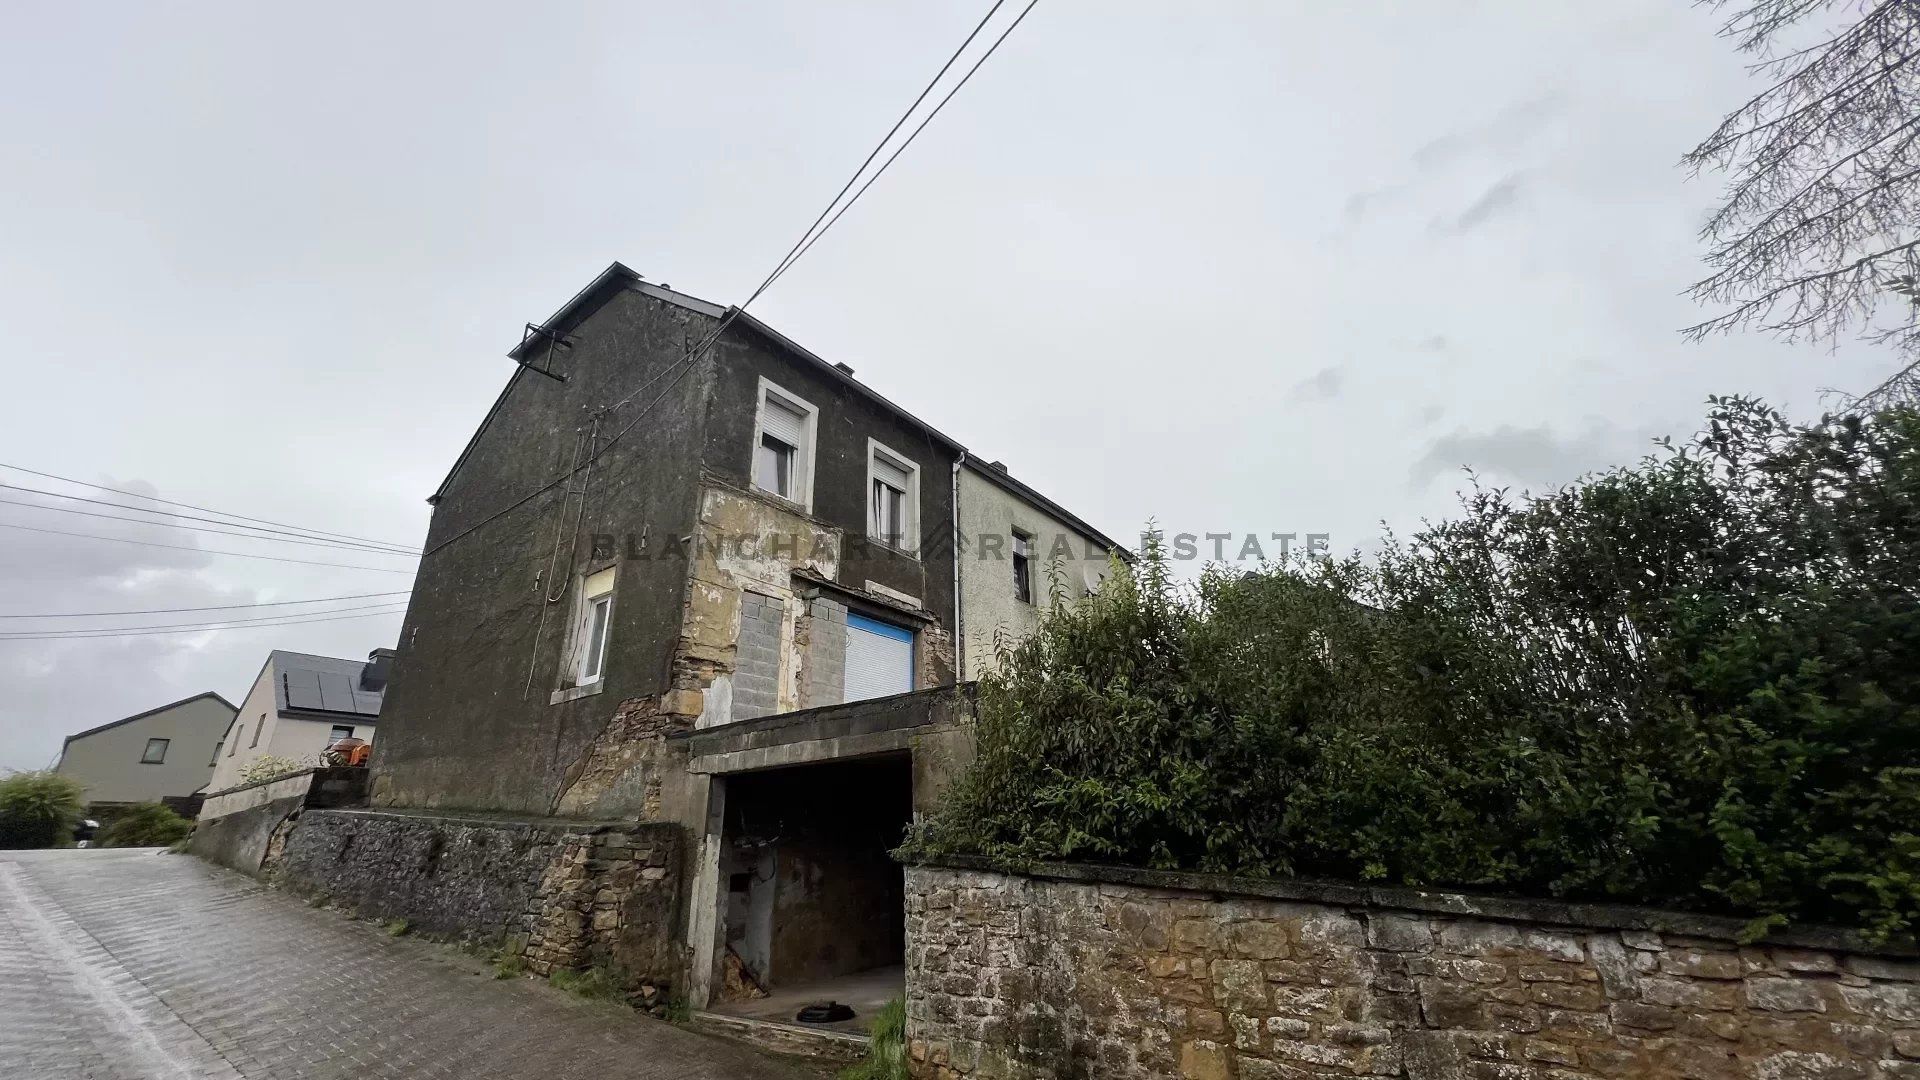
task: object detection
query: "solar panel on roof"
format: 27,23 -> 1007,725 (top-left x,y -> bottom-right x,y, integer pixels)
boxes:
283,670 -> 325,712
317,671 -> 357,713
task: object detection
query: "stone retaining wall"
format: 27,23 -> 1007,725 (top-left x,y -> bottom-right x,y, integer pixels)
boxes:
189,767 -> 370,873
271,809 -> 684,1010
905,862 -> 1920,1080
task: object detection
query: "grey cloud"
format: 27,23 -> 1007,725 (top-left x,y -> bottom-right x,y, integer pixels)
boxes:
1289,365 -> 1344,402
1448,173 -> 1527,232
1344,182 -> 1407,223
1417,403 -> 1446,426
1412,93 -> 1564,168
1408,420 -> 1664,492
1415,335 -> 1449,352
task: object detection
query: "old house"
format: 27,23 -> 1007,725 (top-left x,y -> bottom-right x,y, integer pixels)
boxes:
249,262 -> 1120,1033
205,649 -> 388,792
55,691 -> 237,812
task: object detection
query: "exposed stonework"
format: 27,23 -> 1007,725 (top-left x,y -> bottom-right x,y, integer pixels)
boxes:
905,863 -> 1920,1080
270,808 -> 683,1009
553,696 -> 690,819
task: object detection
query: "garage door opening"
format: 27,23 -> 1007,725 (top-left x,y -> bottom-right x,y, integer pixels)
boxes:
712,754 -> 912,1035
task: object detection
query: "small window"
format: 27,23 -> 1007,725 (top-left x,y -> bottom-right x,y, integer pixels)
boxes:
580,594 -> 612,682
209,741 -> 223,766
1012,531 -> 1034,604
751,379 -> 816,508
249,716 -> 264,748
867,440 -> 919,554
227,722 -> 238,756
571,566 -> 617,687
140,738 -> 169,764
329,725 -> 355,743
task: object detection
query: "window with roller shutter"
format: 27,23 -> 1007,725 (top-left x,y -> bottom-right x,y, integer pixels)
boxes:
844,613 -> 914,702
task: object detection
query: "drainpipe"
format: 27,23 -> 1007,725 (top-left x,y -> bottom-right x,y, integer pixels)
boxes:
951,450 -> 966,683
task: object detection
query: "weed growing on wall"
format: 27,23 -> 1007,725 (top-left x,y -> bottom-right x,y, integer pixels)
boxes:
906,398 -> 1920,940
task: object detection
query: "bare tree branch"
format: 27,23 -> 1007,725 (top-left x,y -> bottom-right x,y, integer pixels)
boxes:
1687,0 -> 1920,409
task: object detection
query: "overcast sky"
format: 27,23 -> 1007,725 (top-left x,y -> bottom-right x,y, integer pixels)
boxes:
0,2 -> 1890,773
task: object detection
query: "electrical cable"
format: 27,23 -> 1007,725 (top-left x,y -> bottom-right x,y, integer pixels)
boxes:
0,591 -> 412,619
419,0 -> 1038,562
0,522 -> 418,574
0,599 -> 408,634
0,462 -> 419,550
0,482 -> 419,554
0,496 -> 422,557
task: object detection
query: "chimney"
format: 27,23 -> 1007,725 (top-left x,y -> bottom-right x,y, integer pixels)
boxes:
988,460 -> 1009,474
834,362 -> 856,376
361,648 -> 397,692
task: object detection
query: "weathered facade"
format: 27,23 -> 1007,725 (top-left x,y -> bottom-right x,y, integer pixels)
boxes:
905,861 -> 1920,1080
956,459 -> 1120,680
311,262 -> 1123,1020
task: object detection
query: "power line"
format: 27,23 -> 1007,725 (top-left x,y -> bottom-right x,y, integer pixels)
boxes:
0,482 -> 419,555
0,521 -> 417,575
770,0 -> 1040,291
0,462 -> 419,551
0,602 -> 409,638
0,496 -> 422,557
421,0 -> 1037,562
0,591 -> 411,619
0,606 -> 409,642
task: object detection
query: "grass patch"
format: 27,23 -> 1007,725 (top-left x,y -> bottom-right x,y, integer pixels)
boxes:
837,998 -> 906,1080
493,952 -> 527,980
550,963 -> 626,1003
665,994 -> 691,1023
384,918 -> 411,937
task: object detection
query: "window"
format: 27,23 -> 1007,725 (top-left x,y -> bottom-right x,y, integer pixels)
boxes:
1012,531 -> 1034,604
572,566 -> 617,686
140,738 -> 169,764
209,740 -> 223,766
227,722 -> 238,756
249,716 -> 264,747
329,725 -> 355,743
845,613 -> 914,702
866,440 -> 919,554
750,379 -> 816,508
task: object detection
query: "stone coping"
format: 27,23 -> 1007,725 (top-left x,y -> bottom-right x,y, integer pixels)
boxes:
311,805 -> 656,834
201,766 -> 319,801
911,854 -> 1920,959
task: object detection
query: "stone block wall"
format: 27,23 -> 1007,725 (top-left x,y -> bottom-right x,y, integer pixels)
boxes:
270,809 -> 683,1004
905,862 -> 1920,1080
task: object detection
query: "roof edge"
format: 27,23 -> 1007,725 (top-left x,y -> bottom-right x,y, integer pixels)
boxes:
963,458 -> 1133,560
63,691 -> 238,746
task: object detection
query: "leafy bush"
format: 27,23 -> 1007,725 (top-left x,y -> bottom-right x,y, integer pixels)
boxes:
237,755 -> 311,785
908,399 -> 1920,939
96,803 -> 192,848
0,771 -> 86,849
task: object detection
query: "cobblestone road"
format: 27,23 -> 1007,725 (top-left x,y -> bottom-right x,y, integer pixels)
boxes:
0,848 -> 818,1080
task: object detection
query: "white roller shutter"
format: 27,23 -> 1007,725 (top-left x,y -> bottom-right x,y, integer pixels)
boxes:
845,614 -> 914,701
760,394 -> 806,449
872,453 -> 910,492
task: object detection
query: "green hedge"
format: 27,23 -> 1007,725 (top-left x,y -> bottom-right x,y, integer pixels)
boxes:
0,771 -> 85,849
906,399 -> 1920,940
97,803 -> 193,848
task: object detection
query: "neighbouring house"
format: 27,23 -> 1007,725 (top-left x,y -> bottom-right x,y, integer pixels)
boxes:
345,261 -> 1124,1024
956,458 -> 1119,679
205,649 -> 389,792
54,691 -> 237,811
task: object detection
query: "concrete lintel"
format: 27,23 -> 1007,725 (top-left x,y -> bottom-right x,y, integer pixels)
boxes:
687,727 -> 936,775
